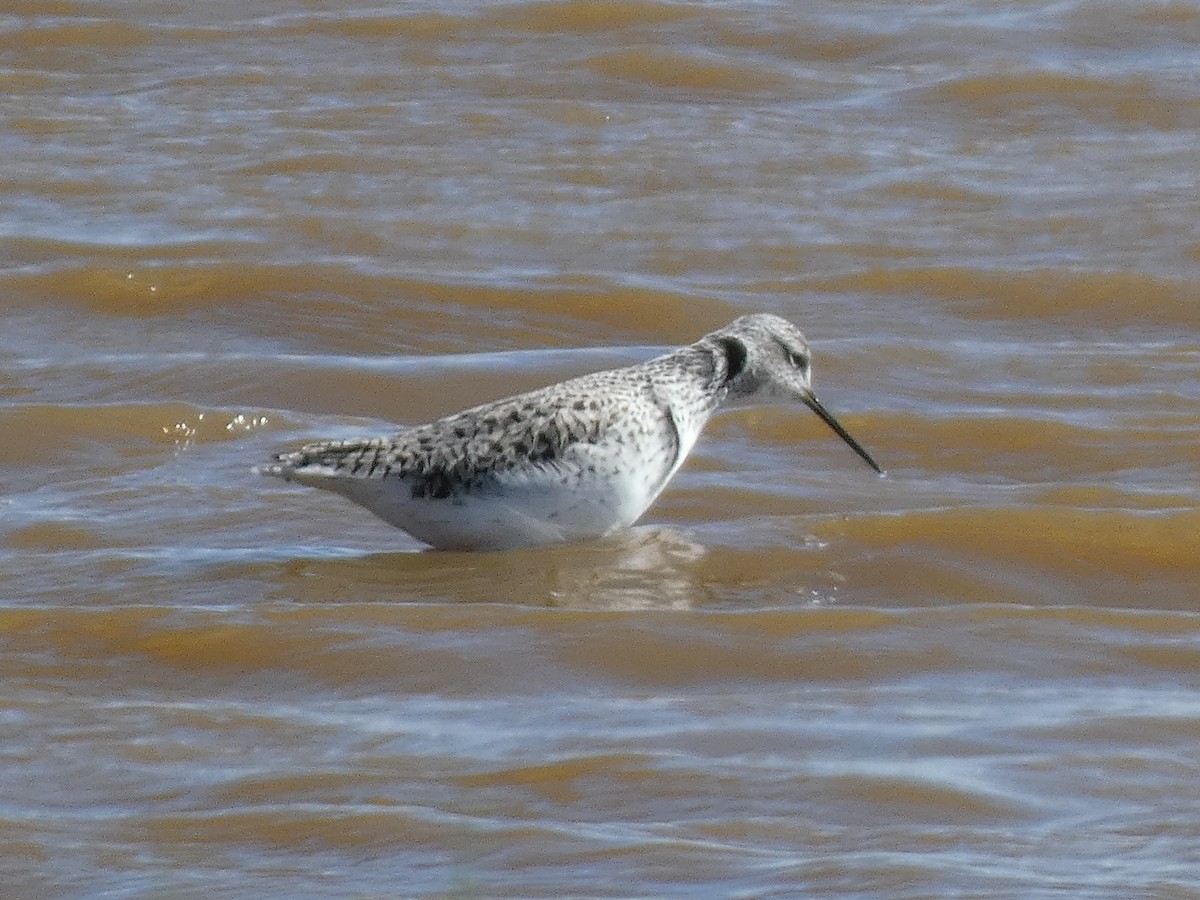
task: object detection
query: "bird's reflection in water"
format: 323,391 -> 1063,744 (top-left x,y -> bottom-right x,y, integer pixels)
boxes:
273,526 -> 712,610
534,526 -> 710,611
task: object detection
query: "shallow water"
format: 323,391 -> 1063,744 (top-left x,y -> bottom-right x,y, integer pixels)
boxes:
3,0 -> 1200,896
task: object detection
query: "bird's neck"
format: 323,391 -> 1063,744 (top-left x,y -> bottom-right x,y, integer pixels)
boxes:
646,340 -> 735,416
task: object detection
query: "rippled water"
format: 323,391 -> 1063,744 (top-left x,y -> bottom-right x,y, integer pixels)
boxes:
4,0 -> 1200,896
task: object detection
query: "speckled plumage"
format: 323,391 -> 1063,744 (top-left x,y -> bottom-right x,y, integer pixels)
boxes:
259,313 -> 882,551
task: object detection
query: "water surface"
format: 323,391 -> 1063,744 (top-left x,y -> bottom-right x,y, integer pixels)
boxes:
3,0 -> 1200,896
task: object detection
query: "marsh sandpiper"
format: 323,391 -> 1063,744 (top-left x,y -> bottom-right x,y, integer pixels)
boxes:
259,313 -> 882,550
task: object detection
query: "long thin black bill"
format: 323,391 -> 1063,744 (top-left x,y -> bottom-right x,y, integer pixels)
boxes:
802,392 -> 884,475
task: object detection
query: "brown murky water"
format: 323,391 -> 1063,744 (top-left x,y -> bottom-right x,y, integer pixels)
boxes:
4,0 -> 1200,896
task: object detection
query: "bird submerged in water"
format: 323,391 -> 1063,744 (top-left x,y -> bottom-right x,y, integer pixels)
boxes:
259,313 -> 882,551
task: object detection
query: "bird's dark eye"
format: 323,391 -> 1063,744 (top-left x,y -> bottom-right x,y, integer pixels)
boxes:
788,351 -> 808,370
